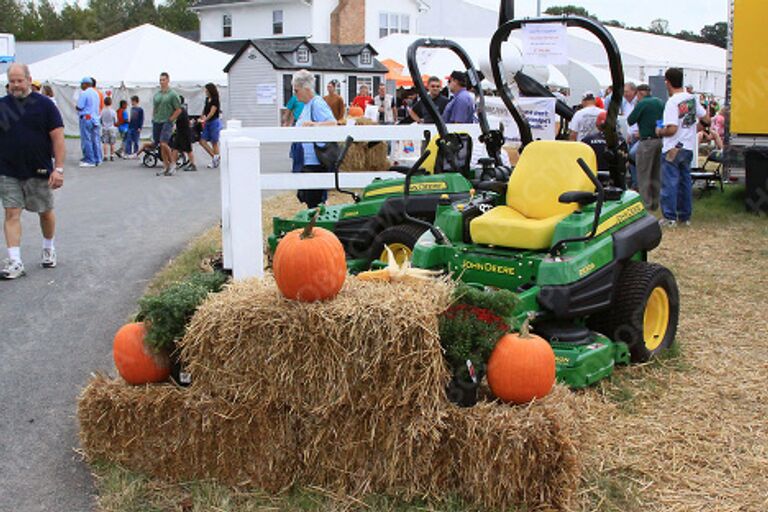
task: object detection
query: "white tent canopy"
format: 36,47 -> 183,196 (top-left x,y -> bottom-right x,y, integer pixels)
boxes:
23,24 -> 230,135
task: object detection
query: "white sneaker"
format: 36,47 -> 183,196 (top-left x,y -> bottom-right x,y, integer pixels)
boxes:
659,219 -> 677,228
41,248 -> 57,268
0,259 -> 26,279
79,162 -> 96,168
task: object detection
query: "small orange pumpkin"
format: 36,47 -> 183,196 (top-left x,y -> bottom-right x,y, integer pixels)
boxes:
348,105 -> 364,118
273,211 -> 347,301
487,314 -> 556,404
113,322 -> 170,385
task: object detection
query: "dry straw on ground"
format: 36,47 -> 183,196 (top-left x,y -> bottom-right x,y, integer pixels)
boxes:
79,278 -> 588,510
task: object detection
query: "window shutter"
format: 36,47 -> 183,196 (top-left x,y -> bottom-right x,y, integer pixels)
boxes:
348,76 -> 357,100
314,74 -> 321,94
282,74 -> 293,105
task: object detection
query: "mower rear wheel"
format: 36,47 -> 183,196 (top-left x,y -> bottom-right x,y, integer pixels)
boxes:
589,261 -> 679,362
371,223 -> 428,266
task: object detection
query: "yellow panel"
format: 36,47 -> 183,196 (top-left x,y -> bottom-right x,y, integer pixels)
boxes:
506,141 -> 596,220
469,206 -> 570,250
731,0 -> 768,134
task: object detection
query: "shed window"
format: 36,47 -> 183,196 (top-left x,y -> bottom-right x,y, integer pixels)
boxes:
273,10 -> 283,35
223,14 -> 232,38
297,46 -> 310,64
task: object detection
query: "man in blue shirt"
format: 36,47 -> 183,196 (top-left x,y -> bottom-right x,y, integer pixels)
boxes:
442,71 -> 475,124
76,77 -> 101,166
0,63 -> 66,279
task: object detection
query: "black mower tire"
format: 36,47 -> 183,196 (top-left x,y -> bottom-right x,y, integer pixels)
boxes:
370,223 -> 428,264
143,153 -> 158,168
589,261 -> 679,363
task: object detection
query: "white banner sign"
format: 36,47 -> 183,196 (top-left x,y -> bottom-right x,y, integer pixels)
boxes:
521,23 -> 568,66
485,96 -> 557,142
255,84 -> 276,105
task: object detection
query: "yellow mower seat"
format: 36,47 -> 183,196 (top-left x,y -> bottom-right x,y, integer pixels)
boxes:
470,141 -> 597,250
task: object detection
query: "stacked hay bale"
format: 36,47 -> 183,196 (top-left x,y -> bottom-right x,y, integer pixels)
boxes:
339,118 -> 390,172
79,278 -> 588,510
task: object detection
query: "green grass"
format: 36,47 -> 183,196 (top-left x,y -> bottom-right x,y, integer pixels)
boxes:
143,226 -> 222,297
692,184 -> 761,222
92,463 -> 478,512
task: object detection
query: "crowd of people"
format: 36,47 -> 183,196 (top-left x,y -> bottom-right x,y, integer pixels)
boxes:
73,73 -> 223,175
285,69 -> 479,208
567,67 -> 722,227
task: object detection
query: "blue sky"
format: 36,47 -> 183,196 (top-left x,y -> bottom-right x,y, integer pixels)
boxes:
469,0 -> 728,33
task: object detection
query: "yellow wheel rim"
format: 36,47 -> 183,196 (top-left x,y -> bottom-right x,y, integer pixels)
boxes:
381,243 -> 412,266
643,286 -> 670,351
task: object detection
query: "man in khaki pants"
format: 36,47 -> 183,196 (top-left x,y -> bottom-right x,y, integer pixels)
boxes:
627,84 -> 665,211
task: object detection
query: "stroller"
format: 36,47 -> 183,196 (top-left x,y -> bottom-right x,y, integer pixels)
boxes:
140,115 -> 201,169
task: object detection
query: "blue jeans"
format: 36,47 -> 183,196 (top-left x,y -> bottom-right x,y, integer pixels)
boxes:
661,148 -> 693,222
628,140 -> 639,189
125,128 -> 140,154
79,117 -> 99,164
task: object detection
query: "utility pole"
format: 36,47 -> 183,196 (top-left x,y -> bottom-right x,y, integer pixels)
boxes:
537,0 -> 541,16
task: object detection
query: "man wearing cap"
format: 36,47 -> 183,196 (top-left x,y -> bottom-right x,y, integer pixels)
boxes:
569,92 -> 604,141
442,71 -> 475,124
76,76 -> 101,167
0,63 -> 65,279
627,83 -> 665,211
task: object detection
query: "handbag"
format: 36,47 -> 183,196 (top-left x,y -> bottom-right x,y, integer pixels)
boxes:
309,97 -> 340,169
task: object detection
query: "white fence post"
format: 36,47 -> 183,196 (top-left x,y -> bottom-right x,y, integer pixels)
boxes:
220,119 -> 242,272
226,134 -> 263,280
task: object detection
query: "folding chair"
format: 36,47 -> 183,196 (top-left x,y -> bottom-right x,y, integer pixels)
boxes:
691,150 -> 724,194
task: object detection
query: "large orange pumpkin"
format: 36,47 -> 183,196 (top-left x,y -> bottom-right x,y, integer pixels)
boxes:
113,322 -> 171,385
273,212 -> 347,301
348,105 -> 364,118
487,317 -> 556,404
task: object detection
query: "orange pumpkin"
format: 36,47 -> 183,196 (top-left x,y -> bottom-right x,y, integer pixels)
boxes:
348,105 -> 364,118
113,322 -> 170,385
273,212 -> 347,301
487,316 -> 556,404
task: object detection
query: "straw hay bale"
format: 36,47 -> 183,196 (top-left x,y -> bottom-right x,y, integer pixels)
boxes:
78,375 -> 300,491
339,118 -> 390,172
180,278 -> 453,416
443,386 -> 588,511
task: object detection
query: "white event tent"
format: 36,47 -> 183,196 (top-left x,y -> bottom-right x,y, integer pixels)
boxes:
23,24 -> 230,135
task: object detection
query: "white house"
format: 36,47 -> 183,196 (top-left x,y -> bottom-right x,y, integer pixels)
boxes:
192,0 -> 430,45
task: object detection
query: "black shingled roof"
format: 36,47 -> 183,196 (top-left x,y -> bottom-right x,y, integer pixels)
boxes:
222,37 -> 388,73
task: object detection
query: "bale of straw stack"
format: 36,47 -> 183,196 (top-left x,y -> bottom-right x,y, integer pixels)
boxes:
79,278 -> 588,510
339,118 -> 390,172
180,278 -> 452,417
78,375 -> 301,492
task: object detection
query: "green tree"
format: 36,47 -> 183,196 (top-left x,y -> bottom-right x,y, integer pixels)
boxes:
38,0 -> 65,40
156,0 -> 199,33
18,1 -> 44,41
0,0 -> 22,34
701,21 -> 727,48
126,0 -> 158,27
543,5 -> 595,19
59,3 -> 95,39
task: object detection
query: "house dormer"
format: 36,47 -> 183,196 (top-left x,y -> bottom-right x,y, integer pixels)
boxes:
294,43 -> 312,66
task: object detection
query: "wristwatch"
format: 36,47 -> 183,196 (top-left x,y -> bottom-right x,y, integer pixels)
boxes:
54,167 -> 64,175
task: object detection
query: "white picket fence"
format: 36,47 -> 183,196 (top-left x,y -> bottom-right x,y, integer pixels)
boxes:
220,120 -> 482,279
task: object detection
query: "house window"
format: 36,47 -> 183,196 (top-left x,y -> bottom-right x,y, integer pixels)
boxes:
357,76 -> 373,95
223,14 -> 232,38
297,46 -> 310,64
379,12 -> 409,38
273,10 -> 283,35
360,49 -> 372,65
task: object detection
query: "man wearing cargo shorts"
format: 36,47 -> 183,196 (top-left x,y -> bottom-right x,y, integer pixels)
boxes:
153,72 -> 182,175
0,63 -> 65,279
